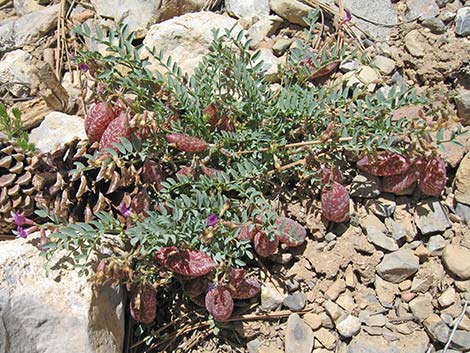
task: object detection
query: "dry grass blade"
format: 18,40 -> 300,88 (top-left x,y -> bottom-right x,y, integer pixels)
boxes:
443,300 -> 469,353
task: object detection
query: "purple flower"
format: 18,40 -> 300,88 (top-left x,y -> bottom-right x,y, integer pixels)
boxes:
207,282 -> 215,291
78,63 -> 90,72
118,203 -> 132,218
14,211 -> 27,226
207,214 -> 218,227
15,226 -> 29,239
344,9 -> 352,23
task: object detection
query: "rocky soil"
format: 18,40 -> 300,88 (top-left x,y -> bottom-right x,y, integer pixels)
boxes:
0,0 -> 470,353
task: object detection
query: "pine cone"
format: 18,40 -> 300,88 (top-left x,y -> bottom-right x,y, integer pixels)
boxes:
0,138 -> 36,232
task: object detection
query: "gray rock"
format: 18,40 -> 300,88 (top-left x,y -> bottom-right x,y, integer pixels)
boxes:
450,330 -> 470,350
350,173 -> 381,198
283,292 -> 306,311
247,338 -> 261,353
324,300 -> 347,324
421,17 -> 447,33
404,30 -> 427,57
409,294 -> 433,321
226,0 -> 270,18
13,0 -> 44,16
438,286 -> 456,307
425,314 -> 451,343
340,59 -> 360,73
285,313 -> 314,353
377,249 -> 420,283
455,152 -> 470,205
407,0 -> 440,19
365,195 -> 396,218
361,214 -> 398,252
29,112 -> 87,153
359,311 -> 386,327
371,55 -> 396,75
456,7 -> 470,35
0,49 -> 33,97
384,218 -> 407,241
442,244 -> 470,279
247,15 -> 283,48
336,315 -> 361,338
436,0 -> 451,6
455,202 -> 470,224
142,12 -> 240,76
428,235 -> 447,255
343,0 -> 397,40
347,336 -> 400,353
0,5 -> 59,52
256,47 -> 281,82
0,236 -> 124,353
455,90 -> 470,125
270,0 -> 311,26
440,9 -> 456,22
272,38 -> 292,56
414,200 -> 451,235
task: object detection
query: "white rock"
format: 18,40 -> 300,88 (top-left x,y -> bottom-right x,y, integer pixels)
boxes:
409,294 -> 433,321
261,282 -> 286,311
0,236 -> 124,353
372,55 -> 396,75
313,327 -> 336,350
270,0 -> 312,26
438,287 -> 456,308
29,112 -> 86,153
142,12 -> 240,76
0,5 -> 59,52
336,315 -> 361,338
247,15 -> 283,48
225,0 -> 270,18
0,49 -> 33,97
13,0 -> 44,16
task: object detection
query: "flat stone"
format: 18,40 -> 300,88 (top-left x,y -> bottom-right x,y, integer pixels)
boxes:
284,292 -> 306,311
366,195 -> 396,218
247,338 -> 261,353
304,312 -> 322,330
337,315 -> 361,338
0,236 -> 124,353
371,55 -> 396,75
0,5 -> 59,52
442,244 -> 470,279
325,278 -> 346,301
421,17 -> 447,33
424,314 -> 451,343
362,214 -> 398,252
336,291 -> 356,312
409,294 -> 433,321
343,0 -> 398,40
13,0 -> 45,16
456,7 -> 470,36
339,59 -> 360,73
438,287 -> 456,307
450,330 -> 470,350
428,235 -> 447,255
455,202 -> 470,224
256,47 -> 281,82
404,30 -> 427,57
384,218 -> 407,241
272,38 -> 292,56
247,15 -> 282,48
226,0 -> 270,18
455,90 -> 470,125
142,12 -> 240,76
377,249 -> 420,283
375,275 -> 399,306
350,173 -> 381,198
407,0 -> 440,19
414,200 -> 451,235
359,311 -> 387,327
29,112 -> 87,153
314,327 -> 336,350
270,0 -> 311,26
285,313 -> 315,353
324,300 -> 346,324
455,153 -> 470,205
347,334 -> 401,353
0,49 -> 33,97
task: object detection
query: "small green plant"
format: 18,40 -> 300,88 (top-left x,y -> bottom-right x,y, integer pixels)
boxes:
0,103 -> 35,151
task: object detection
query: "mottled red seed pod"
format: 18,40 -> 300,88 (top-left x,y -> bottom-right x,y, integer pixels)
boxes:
201,165 -> 222,178
165,133 -> 208,153
205,286 -> 234,322
237,222 -> 256,241
356,152 -> 411,176
129,286 -> 157,324
176,166 -> 197,178
85,101 -> 116,143
225,268 -> 261,300
142,160 -> 165,191
130,188 -> 150,218
99,112 -> 132,152
321,182 -> 350,223
382,160 -> 424,194
275,216 -> 307,247
203,103 -> 218,127
319,165 -> 343,185
254,231 -> 279,257
418,156 -> 447,196
155,246 -> 216,277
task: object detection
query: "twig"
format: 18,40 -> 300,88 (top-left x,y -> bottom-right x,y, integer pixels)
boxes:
425,344 -> 434,353
443,300 -> 469,353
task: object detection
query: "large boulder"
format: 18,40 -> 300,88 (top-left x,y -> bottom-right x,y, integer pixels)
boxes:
142,12 -> 240,76
0,236 -> 125,353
